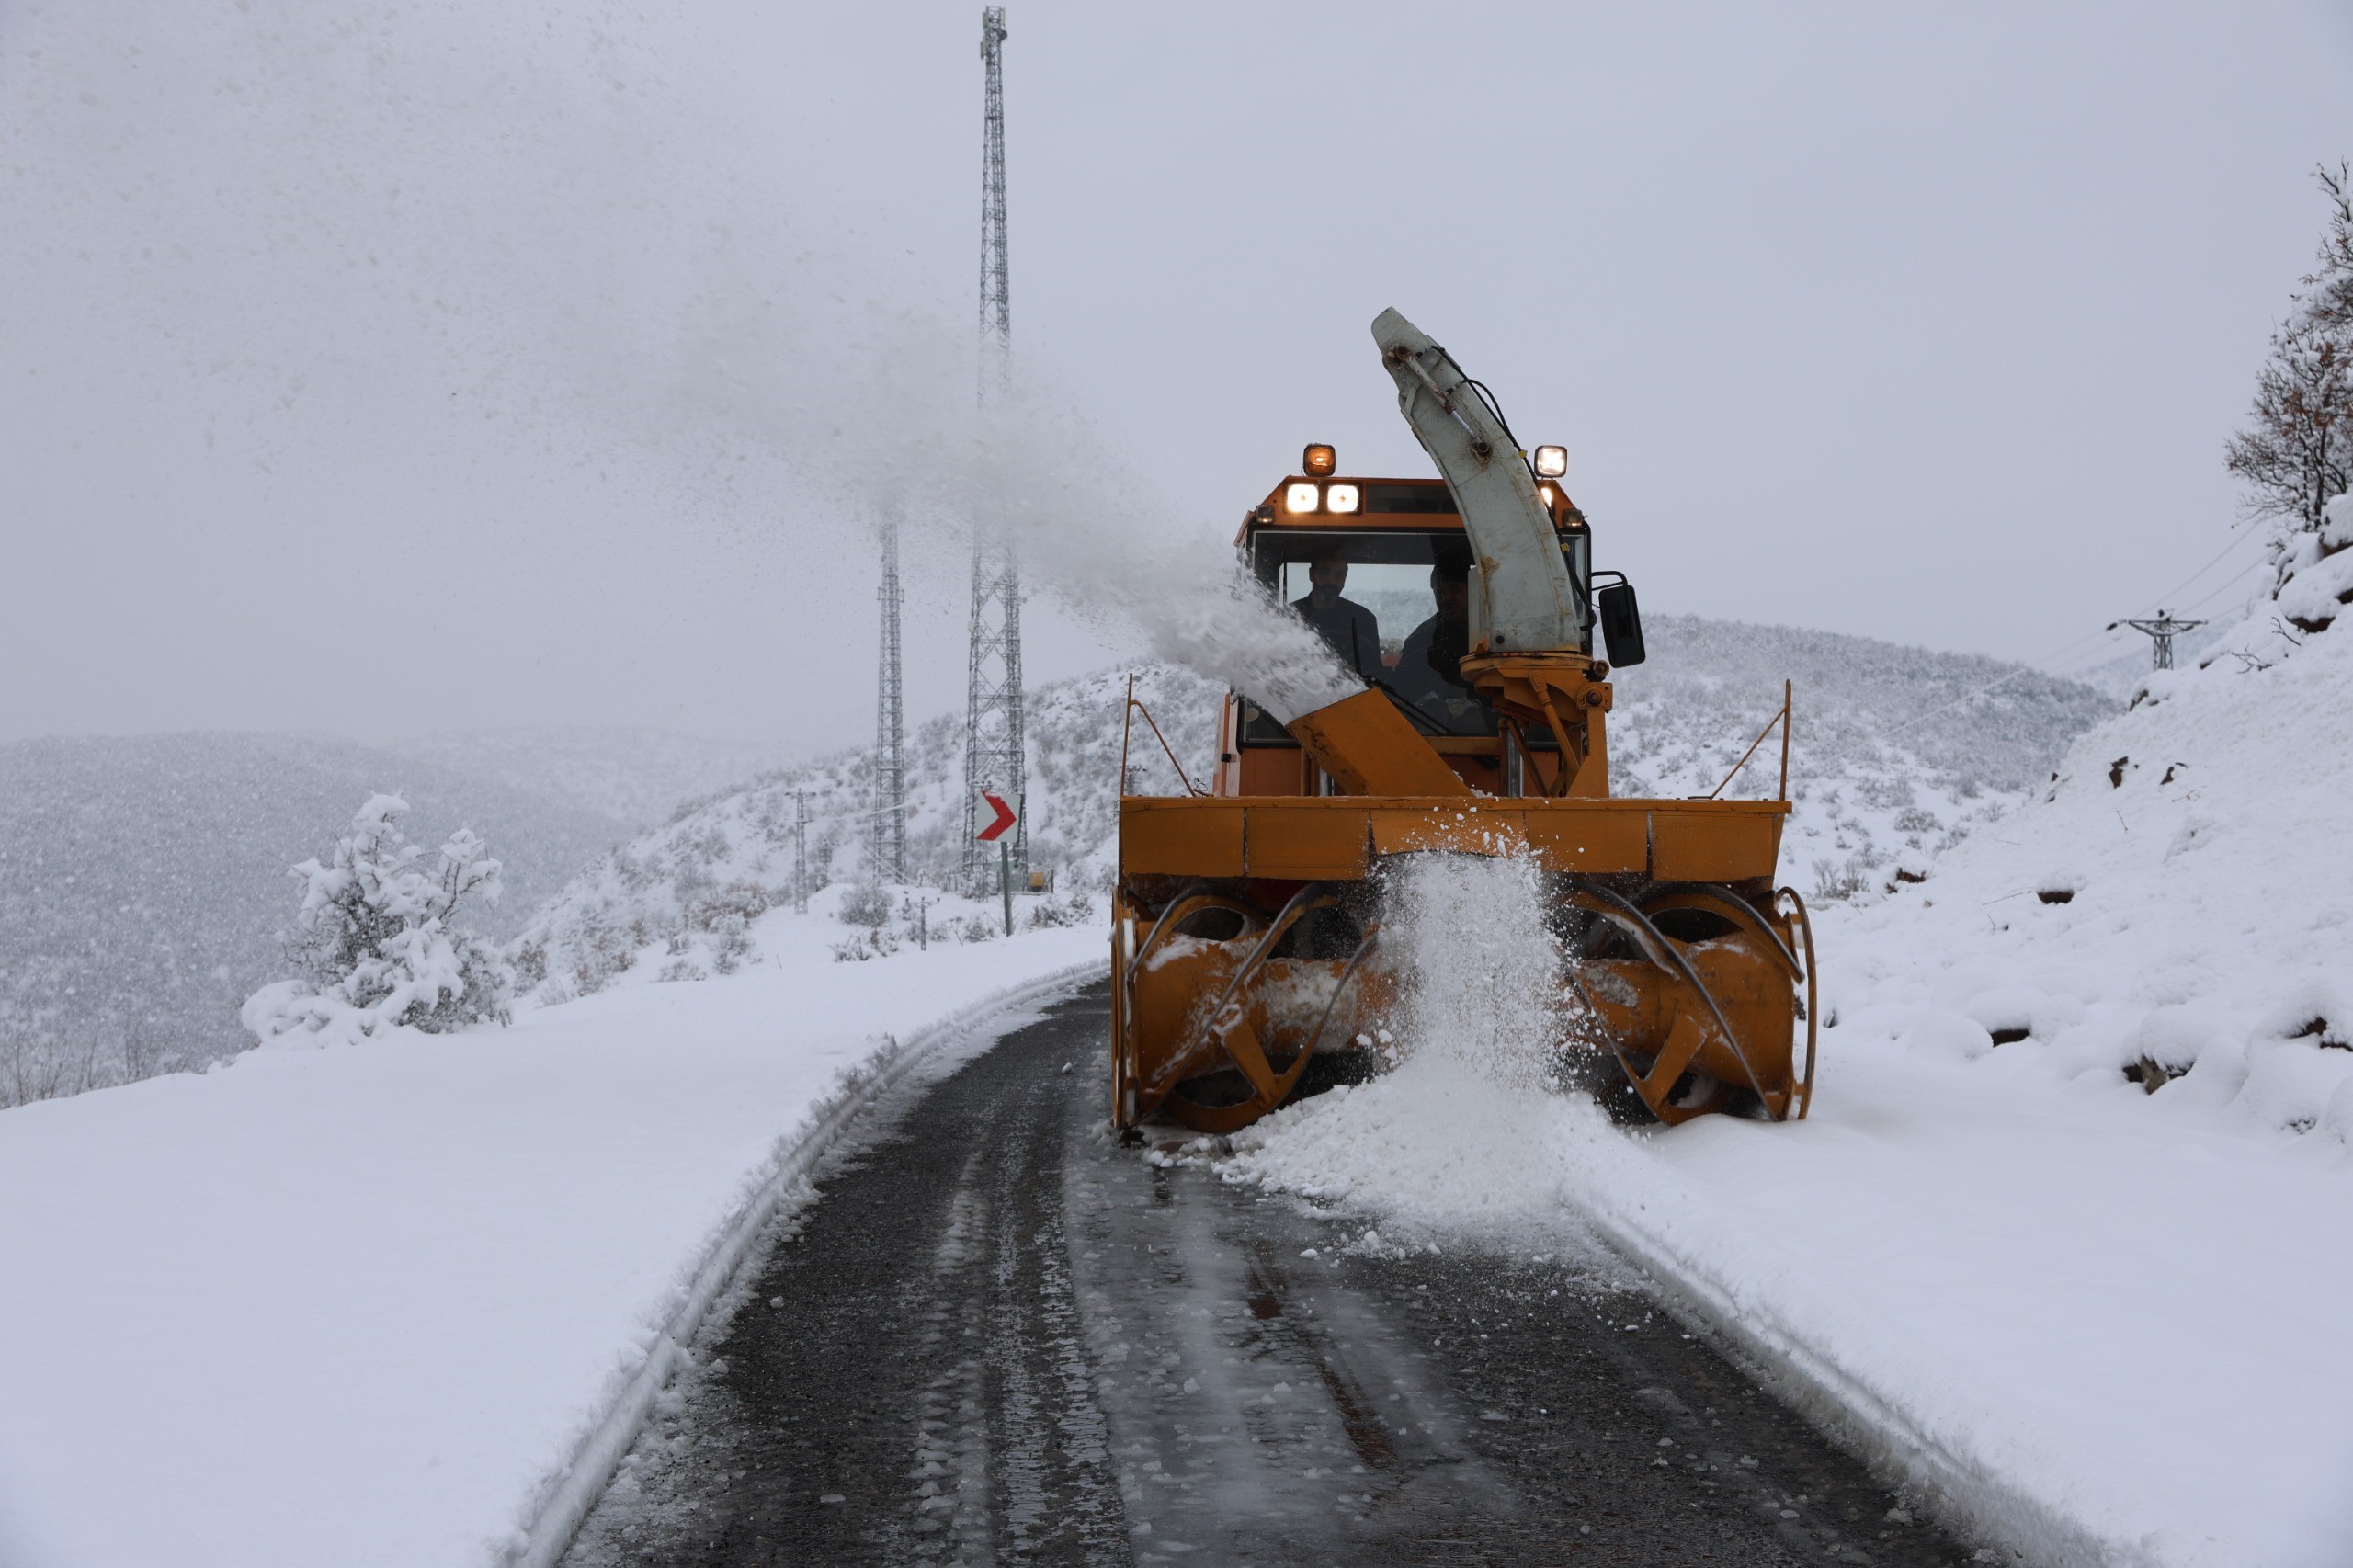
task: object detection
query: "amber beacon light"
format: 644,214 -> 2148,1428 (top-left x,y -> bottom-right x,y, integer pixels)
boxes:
1302,443 -> 1337,477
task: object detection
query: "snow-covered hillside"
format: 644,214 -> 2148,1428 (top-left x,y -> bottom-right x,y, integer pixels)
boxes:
514,668 -> 1222,999
1610,614 -> 2111,899
520,620 -> 2105,1000
0,734 -> 624,1104
1828,498 -> 2353,1137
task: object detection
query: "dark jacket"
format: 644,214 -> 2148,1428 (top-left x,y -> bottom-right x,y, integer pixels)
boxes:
1291,594 -> 1382,680
1396,613 -> 1471,698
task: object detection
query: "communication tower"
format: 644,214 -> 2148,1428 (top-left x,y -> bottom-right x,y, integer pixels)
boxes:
962,4 -> 1027,887
871,516 -> 907,883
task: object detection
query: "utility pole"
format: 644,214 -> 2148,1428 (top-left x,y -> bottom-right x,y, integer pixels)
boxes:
962,4 -> 1028,893
792,790 -> 809,915
872,515 -> 906,884
2116,609 -> 2206,671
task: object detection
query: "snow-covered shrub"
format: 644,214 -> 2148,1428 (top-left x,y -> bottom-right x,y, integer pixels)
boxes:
836,883 -> 892,927
685,881 -> 771,932
242,794 -> 515,1048
683,880 -> 768,974
831,925 -> 903,963
1025,891 -> 1099,930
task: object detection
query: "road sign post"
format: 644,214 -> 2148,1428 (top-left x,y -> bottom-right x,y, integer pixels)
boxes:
972,791 -> 1023,938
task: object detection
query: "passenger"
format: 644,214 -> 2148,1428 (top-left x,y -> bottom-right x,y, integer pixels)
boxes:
1395,550 -> 1495,733
1290,544 -> 1383,681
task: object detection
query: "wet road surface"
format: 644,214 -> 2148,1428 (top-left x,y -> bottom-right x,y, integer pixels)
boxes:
561,986 -> 1969,1566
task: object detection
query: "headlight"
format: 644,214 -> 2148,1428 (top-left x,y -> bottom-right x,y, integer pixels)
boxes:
1533,444 -> 1568,478
1324,483 -> 1359,514
1284,483 -> 1321,514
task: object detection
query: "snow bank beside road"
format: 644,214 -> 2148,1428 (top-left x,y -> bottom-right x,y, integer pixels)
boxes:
1228,1034 -> 2353,1567
0,910 -> 1100,1568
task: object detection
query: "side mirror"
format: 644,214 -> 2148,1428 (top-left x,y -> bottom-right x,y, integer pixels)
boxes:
1597,581 -> 1646,667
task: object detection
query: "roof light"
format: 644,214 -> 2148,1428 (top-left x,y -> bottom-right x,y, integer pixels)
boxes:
1284,483 -> 1321,514
1540,484 -> 1557,507
1324,483 -> 1359,514
1302,443 -> 1336,477
1533,444 -> 1568,479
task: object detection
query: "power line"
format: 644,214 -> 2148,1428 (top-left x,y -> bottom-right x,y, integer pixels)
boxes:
2121,525 -> 2267,621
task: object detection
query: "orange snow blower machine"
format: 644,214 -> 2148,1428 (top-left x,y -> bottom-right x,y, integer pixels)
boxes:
1109,309 -> 1817,1134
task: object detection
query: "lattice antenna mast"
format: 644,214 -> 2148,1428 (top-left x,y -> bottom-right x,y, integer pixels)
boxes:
978,6 -> 1010,388
792,789 -> 810,915
2118,609 -> 2206,671
962,5 -> 1027,889
871,515 -> 907,883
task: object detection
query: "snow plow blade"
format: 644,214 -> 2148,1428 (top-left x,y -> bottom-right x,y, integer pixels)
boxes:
1108,307 -> 1817,1133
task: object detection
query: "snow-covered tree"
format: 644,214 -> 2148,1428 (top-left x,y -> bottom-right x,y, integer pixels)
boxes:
2226,164 -> 2353,543
243,793 -> 515,1047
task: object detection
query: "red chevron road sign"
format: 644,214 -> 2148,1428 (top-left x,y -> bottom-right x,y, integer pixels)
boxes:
974,792 -> 1019,843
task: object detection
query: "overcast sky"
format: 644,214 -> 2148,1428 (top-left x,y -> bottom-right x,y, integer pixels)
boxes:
3,1 -> 2347,753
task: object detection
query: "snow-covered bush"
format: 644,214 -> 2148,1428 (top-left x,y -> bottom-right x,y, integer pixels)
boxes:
830,925 -> 903,962
836,882 -> 892,927
242,794 -> 515,1048
1026,891 -> 1099,930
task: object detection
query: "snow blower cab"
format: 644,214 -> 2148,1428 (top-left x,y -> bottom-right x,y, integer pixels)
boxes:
1109,308 -> 1817,1134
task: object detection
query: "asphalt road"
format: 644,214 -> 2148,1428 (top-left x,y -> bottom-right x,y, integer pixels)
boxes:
561,985 -> 1969,1567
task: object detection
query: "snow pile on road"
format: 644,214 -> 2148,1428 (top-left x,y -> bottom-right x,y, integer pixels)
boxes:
1222,535 -> 2353,1568
1225,856 -> 1597,1239
0,897 -> 1098,1568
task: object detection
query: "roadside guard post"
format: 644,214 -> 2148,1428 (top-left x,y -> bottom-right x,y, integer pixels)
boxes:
973,791 -> 1022,936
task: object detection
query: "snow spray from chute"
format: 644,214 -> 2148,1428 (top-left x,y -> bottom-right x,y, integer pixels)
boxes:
667,293 -> 1366,723
1382,852 -> 1578,1094
934,387 -> 1365,723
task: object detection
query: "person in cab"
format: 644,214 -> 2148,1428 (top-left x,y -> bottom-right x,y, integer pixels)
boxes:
1290,543 -> 1382,681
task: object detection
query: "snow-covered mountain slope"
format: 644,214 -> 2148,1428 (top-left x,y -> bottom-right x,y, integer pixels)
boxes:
514,668 -> 1223,998
396,727 -> 795,828
520,620 -> 2105,1000
1827,498 -> 2353,1139
0,733 -> 624,1102
1608,614 -> 2111,898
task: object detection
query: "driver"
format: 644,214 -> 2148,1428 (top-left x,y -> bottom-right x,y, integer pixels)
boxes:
1290,543 -> 1383,681
1394,548 -> 1495,732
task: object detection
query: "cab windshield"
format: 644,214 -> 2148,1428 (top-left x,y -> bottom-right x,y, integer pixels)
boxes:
1243,528 -> 1590,741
